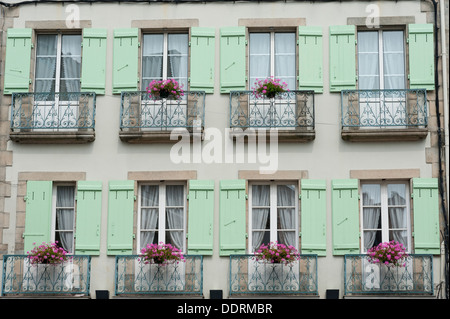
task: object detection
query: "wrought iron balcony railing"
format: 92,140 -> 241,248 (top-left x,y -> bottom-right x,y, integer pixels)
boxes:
115,255 -> 203,295
341,89 -> 428,129
229,254 -> 318,296
229,91 -> 315,130
344,254 -> 434,295
1,255 -> 91,296
120,91 -> 205,131
10,92 -> 96,131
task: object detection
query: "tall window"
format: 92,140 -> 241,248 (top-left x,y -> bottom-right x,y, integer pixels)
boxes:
249,32 -> 296,90
361,181 -> 411,252
141,33 -> 188,91
138,183 -> 186,252
357,30 -> 406,90
35,34 -> 82,97
249,183 -> 298,252
52,184 -> 76,254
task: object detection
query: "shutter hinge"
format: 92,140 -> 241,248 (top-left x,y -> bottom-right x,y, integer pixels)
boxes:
245,194 -> 248,200
187,194 -> 189,200
24,196 -> 28,202
298,194 -> 301,199
186,233 -> 189,239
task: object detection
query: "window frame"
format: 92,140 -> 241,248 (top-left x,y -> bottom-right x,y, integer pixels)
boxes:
140,30 -> 190,91
248,181 -> 299,253
359,179 -> 412,253
247,28 -> 298,91
33,32 -> 82,94
137,181 -> 187,253
51,182 -> 77,254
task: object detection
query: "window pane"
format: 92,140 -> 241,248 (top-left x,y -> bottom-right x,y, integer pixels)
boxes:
142,34 -> 164,90
383,31 -> 405,90
140,185 -> 159,249
55,185 -> 75,253
35,35 -> 57,94
249,33 -> 270,87
358,31 -> 380,90
362,184 -> 381,251
387,184 -> 406,205
274,33 -> 296,90
167,34 -> 188,90
60,35 -> 81,95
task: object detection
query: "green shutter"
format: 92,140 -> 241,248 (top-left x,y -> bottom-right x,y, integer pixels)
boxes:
329,25 -> 356,92
412,178 -> 440,254
112,28 -> 139,94
3,28 -> 32,95
298,26 -> 323,93
75,181 -> 102,255
23,181 -> 53,253
219,180 -> 246,256
408,24 -> 434,90
190,27 -> 215,93
187,180 -> 214,255
220,27 -> 246,93
81,28 -> 107,94
301,179 -> 327,256
107,181 -> 135,255
332,179 -> 360,255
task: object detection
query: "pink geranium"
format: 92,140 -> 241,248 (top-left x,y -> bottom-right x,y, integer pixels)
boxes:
367,241 -> 408,267
140,242 -> 185,265
251,77 -> 289,99
254,241 -> 299,265
27,241 -> 71,265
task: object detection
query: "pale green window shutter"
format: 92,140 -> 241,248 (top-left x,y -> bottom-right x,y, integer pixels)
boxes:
220,27 -> 246,93
301,179 -> 327,256
298,26 -> 323,93
75,181 -> 102,255
112,28 -> 139,94
219,180 -> 246,256
329,25 -> 356,92
190,27 -> 215,93
332,179 -> 360,255
23,181 -> 53,253
107,181 -> 135,255
81,28 -> 107,94
412,178 -> 440,254
408,24 -> 434,90
3,28 -> 32,95
187,180 -> 214,255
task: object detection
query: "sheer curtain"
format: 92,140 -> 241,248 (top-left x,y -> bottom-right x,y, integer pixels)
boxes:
274,33 -> 296,90
142,34 -> 164,90
251,185 -> 270,252
140,185 -> 159,249
60,35 -> 81,96
382,31 -> 405,90
357,31 -> 380,90
35,35 -> 57,95
387,184 -> 408,249
249,33 -> 271,89
277,185 -> 296,247
362,184 -> 381,251
167,34 -> 188,92
55,186 -> 75,253
165,185 -> 184,250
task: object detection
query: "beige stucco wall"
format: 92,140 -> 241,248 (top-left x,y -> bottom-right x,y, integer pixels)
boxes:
0,0 -> 445,299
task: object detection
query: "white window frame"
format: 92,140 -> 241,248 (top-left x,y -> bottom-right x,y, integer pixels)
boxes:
248,181 -> 299,253
51,183 -> 76,254
137,182 -> 187,253
360,180 -> 412,253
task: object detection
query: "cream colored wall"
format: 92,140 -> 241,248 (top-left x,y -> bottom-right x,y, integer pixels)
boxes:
3,0 -> 439,298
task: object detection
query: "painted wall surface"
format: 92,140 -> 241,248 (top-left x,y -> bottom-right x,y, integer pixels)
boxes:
1,0 -> 444,299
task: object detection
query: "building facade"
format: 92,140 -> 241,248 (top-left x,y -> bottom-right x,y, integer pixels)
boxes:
0,0 -> 448,299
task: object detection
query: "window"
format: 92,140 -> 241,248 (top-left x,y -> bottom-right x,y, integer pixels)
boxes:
357,30 -> 406,90
35,33 -> 82,97
249,32 -> 296,90
52,184 -> 76,254
249,182 -> 298,252
138,183 -> 186,252
360,181 -> 411,253
141,33 -> 188,91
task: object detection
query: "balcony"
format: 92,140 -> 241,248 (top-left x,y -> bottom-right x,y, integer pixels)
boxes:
228,254 -> 318,296
229,91 -> 315,142
10,92 -> 96,144
119,91 -> 206,143
341,89 -> 428,142
1,255 -> 91,297
114,255 -> 203,296
344,254 -> 434,296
